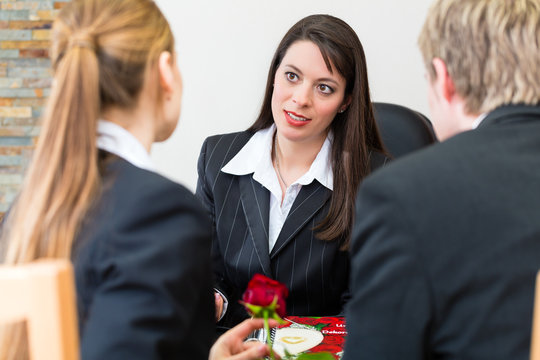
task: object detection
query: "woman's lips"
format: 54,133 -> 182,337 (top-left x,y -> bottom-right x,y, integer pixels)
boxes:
284,110 -> 311,126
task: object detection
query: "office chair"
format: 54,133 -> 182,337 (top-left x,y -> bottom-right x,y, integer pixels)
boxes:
373,102 -> 437,158
0,259 -> 79,360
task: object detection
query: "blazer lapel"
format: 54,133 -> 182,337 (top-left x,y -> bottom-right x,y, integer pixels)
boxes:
270,181 -> 331,259
238,175 -> 272,276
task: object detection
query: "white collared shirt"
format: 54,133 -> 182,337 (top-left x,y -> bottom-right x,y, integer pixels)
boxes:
472,112 -> 488,129
221,124 -> 333,252
96,119 -> 155,172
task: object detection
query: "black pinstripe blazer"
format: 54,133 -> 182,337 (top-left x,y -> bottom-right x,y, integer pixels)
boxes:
196,130 -> 387,329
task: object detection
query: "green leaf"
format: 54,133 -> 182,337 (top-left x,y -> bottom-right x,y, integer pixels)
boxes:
271,311 -> 288,324
282,348 -> 293,359
241,297 -> 287,324
295,352 -> 335,360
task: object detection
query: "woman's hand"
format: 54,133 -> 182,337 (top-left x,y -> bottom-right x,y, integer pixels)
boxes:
209,318 -> 281,360
215,292 -> 224,321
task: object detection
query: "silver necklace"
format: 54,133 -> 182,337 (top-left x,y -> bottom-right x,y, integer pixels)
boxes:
273,134 -> 289,188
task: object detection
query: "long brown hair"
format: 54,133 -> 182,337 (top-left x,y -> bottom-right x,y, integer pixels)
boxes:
249,14 -> 386,247
0,0 -> 174,357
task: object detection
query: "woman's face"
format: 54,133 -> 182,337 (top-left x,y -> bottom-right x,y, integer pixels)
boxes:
271,40 -> 349,145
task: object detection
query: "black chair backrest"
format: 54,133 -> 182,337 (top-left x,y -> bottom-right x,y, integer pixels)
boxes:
373,102 -> 437,158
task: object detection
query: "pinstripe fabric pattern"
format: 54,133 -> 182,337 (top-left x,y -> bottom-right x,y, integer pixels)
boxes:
196,130 -> 386,329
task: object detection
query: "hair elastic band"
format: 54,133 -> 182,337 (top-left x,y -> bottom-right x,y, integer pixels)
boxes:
67,33 -> 96,52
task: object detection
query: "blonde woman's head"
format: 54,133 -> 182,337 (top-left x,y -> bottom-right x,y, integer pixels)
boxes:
52,0 -> 175,112
2,0 -> 176,263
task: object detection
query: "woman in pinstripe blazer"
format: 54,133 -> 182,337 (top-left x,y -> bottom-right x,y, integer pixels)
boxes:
197,14 -> 388,330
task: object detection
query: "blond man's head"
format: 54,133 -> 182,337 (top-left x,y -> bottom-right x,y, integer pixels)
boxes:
419,0 -> 540,115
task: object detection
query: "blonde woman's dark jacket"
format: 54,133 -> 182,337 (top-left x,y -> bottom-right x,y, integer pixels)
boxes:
73,152 -> 214,360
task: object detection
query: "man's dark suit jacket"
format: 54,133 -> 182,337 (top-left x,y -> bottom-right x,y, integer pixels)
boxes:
73,154 -> 214,359
344,105 -> 540,359
196,130 -> 386,329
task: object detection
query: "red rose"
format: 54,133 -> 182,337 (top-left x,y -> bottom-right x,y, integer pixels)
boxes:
242,274 -> 288,318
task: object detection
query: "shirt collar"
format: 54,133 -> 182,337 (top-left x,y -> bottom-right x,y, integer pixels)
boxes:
472,112 -> 488,129
96,119 -> 155,172
221,124 -> 333,191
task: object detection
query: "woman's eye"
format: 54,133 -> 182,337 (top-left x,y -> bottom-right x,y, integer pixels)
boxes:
285,72 -> 298,82
318,84 -> 334,94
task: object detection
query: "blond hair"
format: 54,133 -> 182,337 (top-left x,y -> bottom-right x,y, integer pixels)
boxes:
418,0 -> 540,114
0,0 -> 174,357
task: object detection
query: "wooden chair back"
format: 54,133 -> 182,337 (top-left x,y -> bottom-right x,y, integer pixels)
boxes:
531,272 -> 540,360
0,260 -> 79,360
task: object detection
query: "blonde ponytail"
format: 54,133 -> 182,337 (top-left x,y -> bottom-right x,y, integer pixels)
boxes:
2,39 -> 101,264
0,0 -> 174,357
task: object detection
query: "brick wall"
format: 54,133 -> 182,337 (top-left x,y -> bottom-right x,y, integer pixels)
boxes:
0,0 -> 69,214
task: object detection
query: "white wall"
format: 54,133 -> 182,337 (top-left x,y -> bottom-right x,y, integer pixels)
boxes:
152,0 -> 433,190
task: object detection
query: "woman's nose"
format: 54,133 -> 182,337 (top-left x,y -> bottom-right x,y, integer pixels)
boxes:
292,85 -> 311,106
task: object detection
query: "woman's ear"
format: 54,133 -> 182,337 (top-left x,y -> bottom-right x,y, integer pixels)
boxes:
158,51 -> 174,96
339,95 -> 352,113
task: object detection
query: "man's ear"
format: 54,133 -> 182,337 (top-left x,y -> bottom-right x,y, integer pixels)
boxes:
158,51 -> 174,95
432,57 -> 456,103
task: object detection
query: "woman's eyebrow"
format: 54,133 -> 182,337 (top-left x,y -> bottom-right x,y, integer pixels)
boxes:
282,64 -> 340,86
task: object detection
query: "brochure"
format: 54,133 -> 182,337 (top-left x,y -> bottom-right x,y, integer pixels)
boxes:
247,316 -> 346,359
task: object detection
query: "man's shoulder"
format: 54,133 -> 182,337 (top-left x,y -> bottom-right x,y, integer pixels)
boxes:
365,131 -> 478,189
